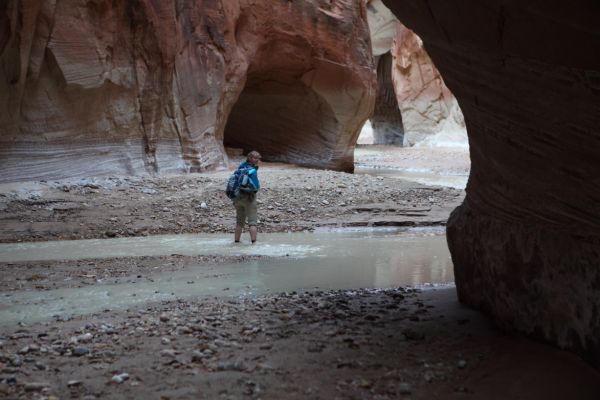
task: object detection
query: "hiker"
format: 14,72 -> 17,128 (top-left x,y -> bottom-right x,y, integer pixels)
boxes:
233,151 -> 261,243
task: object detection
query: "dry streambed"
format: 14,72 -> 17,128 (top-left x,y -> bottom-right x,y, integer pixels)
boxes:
0,166 -> 464,243
2,287 -> 598,400
0,287 -> 489,400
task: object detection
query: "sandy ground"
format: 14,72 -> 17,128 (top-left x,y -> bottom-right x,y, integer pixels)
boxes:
1,288 -> 598,399
1,147 -> 599,399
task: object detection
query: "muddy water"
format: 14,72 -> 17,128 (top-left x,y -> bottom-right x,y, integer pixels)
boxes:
0,227 -> 453,326
355,166 -> 468,189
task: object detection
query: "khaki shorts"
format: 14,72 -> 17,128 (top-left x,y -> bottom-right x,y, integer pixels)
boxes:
234,192 -> 258,226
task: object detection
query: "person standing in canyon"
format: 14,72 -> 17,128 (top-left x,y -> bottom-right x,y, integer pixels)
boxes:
233,151 -> 261,243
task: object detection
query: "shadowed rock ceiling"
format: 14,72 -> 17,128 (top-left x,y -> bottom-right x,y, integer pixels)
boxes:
382,0 -> 600,366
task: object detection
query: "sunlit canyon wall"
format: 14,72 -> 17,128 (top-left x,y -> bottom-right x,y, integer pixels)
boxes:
362,0 -> 466,147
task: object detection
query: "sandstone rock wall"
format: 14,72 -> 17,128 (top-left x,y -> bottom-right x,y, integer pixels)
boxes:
390,22 -> 465,146
383,0 -> 600,365
366,0 -> 397,57
0,0 -> 375,182
222,0 -> 375,171
362,0 -> 466,147
370,53 -> 404,145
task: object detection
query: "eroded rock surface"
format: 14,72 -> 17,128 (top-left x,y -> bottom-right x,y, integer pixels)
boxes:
363,1 -> 466,147
371,53 -> 404,145
390,22 -> 465,146
0,0 -> 375,182
384,0 -> 600,365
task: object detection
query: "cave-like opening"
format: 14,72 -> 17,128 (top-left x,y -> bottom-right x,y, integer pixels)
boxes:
223,73 -> 338,168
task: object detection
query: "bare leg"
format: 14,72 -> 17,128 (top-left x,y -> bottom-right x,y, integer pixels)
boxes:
234,225 -> 243,242
249,226 -> 257,243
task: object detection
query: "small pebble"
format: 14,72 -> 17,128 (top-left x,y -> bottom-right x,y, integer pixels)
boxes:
72,346 -> 90,356
111,373 -> 129,384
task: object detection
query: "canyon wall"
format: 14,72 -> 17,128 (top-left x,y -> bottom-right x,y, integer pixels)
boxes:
390,22 -> 465,147
0,0 -> 375,182
383,0 -> 600,365
363,0 -> 466,147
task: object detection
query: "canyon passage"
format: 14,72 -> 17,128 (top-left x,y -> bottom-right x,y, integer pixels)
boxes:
1,0 -> 600,398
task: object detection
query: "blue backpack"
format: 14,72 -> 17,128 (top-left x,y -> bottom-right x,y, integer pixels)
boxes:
225,166 -> 252,200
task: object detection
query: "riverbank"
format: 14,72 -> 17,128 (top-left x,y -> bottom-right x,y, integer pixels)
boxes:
1,287 -> 598,399
0,153 -> 464,243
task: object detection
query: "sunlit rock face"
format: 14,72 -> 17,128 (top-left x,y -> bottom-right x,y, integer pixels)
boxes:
362,0 -> 465,147
384,0 -> 600,365
366,0 -> 397,57
0,0 -> 375,182
390,23 -> 464,147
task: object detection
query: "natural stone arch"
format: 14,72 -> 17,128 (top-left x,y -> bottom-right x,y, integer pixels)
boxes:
224,72 -> 340,168
363,0 -> 467,147
383,0 -> 600,365
223,35 -> 374,171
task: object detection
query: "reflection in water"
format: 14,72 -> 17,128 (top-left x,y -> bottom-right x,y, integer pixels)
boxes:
0,228 -> 454,326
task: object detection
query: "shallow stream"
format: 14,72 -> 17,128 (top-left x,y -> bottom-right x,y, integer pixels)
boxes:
0,227 -> 454,326
355,166 -> 468,189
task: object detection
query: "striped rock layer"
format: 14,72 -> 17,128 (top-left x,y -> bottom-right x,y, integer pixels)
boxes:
0,0 -> 375,182
384,0 -> 600,366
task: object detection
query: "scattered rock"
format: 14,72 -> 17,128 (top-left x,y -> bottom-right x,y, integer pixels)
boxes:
216,360 -> 247,371
23,382 -> 49,392
191,350 -> 207,363
71,346 -> 90,356
9,355 -> 23,366
34,361 -> 47,370
160,349 -> 177,358
111,373 -> 129,384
